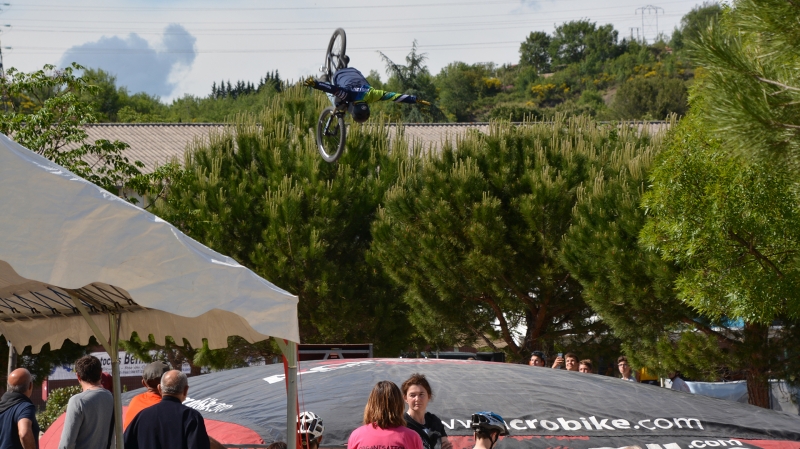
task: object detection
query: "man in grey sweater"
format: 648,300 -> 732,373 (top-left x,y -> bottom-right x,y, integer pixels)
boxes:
58,355 -> 114,449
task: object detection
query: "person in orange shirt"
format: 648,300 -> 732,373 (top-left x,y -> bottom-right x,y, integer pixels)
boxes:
122,361 -> 170,430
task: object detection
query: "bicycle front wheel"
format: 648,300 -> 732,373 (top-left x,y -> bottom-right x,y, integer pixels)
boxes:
325,28 -> 347,78
316,107 -> 346,163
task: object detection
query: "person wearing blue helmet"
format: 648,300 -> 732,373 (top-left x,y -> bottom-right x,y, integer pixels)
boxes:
470,412 -> 509,449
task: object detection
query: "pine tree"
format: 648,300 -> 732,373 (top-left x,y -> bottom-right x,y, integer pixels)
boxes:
690,0 -> 800,170
371,116 -> 657,361
152,85 -> 415,354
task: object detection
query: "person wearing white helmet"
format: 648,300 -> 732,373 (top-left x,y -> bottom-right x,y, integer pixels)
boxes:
470,412 -> 509,449
298,411 -> 325,449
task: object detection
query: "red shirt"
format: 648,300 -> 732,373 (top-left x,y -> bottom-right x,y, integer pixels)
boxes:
123,391 -> 161,430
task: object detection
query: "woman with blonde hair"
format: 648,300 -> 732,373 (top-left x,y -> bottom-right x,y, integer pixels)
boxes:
348,381 -> 423,449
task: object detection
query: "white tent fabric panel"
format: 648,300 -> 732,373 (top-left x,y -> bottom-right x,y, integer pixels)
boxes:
0,133 -> 299,343
0,308 -> 271,354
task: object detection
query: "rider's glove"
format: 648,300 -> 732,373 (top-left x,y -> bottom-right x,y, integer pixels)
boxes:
417,100 -> 431,106
303,77 -> 317,88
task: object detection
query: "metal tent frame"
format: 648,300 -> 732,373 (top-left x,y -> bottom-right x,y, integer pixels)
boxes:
1,276 -> 299,449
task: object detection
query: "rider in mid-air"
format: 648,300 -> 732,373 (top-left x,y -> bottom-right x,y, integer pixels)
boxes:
304,61 -> 430,123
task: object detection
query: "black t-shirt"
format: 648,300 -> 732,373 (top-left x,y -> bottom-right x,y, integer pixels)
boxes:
404,412 -> 447,449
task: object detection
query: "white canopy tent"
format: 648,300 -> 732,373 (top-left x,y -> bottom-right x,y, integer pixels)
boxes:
0,134 -> 300,449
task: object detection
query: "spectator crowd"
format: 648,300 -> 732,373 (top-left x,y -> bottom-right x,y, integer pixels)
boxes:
0,351 -> 691,449
528,351 -> 691,391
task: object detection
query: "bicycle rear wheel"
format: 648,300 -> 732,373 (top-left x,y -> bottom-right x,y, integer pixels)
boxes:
316,107 -> 346,163
324,28 -> 347,79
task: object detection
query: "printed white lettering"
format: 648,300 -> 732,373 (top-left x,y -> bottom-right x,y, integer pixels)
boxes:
263,361 -> 376,384
579,417 -> 592,430
557,418 -> 582,431
611,419 -> 630,429
539,420 -> 559,431
689,440 -> 744,449
654,418 -> 674,429
663,444 -> 682,449
441,420 -> 454,431
638,419 -> 656,430
183,396 -> 233,413
588,416 -> 615,430
525,419 -> 537,429
673,418 -> 704,430
456,420 -> 470,429
645,444 -> 663,449
509,420 -> 526,431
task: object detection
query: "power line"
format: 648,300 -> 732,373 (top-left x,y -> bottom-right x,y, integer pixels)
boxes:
2,0 -> 522,12
7,13 -> 684,36
6,40 -> 527,55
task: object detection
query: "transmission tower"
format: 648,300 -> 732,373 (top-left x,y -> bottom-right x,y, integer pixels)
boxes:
629,27 -> 641,43
636,5 -> 664,44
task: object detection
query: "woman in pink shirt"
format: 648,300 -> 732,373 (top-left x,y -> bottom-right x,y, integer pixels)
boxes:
348,381 -> 424,449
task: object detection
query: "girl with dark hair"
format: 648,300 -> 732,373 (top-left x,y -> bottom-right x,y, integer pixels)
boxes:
401,373 -> 452,449
348,381 -> 423,449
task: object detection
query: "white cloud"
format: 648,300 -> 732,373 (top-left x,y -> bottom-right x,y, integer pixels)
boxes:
59,23 -> 196,98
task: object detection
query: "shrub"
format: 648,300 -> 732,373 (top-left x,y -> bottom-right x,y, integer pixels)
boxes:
36,385 -> 82,431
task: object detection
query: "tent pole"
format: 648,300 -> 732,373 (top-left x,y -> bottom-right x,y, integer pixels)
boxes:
6,340 -> 16,385
109,313 -> 124,449
275,338 -> 298,449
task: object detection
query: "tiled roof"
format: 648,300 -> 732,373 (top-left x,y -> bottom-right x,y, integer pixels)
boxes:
79,122 -> 669,174
81,123 -> 227,173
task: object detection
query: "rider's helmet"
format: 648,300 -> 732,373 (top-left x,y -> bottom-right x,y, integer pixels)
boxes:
349,102 -> 370,123
471,411 -> 510,436
298,411 -> 324,446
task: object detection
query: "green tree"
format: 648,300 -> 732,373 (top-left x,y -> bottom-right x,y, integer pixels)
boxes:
152,85 -> 414,354
519,31 -> 552,73
639,113 -> 800,407
379,42 -> 445,122
612,75 -> 688,119
549,20 -> 619,67
371,116 -> 659,361
689,0 -> 800,170
670,2 -> 722,51
1,337 -> 89,386
81,68 -> 123,121
0,63 -> 145,193
435,62 -> 493,121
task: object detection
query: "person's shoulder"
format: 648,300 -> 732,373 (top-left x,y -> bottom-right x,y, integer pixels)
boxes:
424,412 -> 442,423
12,400 -> 37,418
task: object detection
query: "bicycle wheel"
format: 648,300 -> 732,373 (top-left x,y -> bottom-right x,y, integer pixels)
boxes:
316,107 -> 346,163
324,28 -> 347,79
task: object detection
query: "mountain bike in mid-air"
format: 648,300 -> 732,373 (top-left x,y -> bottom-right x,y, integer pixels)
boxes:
315,28 -> 348,163
308,28 -> 431,163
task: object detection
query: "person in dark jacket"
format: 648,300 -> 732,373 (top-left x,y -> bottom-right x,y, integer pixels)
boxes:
124,370 -> 210,449
304,67 -> 429,123
0,368 -> 38,449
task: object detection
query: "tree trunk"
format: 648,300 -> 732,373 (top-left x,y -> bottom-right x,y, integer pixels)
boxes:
743,322 -> 771,409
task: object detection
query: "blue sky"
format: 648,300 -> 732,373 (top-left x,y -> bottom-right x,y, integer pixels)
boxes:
0,0 -> 706,102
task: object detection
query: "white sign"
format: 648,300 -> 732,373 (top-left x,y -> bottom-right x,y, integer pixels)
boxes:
49,351 -> 190,380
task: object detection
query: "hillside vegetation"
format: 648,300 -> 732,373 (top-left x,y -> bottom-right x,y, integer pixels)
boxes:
80,3 -> 720,123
